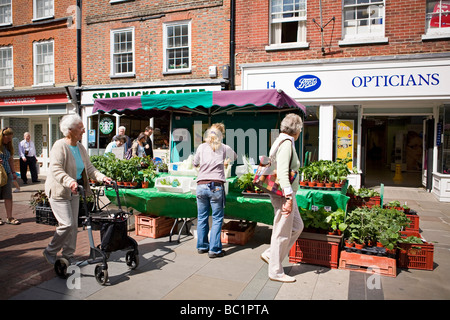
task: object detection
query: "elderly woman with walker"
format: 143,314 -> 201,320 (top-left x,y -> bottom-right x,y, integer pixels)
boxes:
43,114 -> 112,265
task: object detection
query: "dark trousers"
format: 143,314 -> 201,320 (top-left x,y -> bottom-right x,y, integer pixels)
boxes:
20,156 -> 38,182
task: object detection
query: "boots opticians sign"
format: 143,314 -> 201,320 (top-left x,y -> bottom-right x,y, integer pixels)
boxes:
351,73 -> 440,88
243,59 -> 450,102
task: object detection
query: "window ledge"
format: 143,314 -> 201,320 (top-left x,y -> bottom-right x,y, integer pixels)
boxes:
339,37 -> 388,46
0,86 -> 14,91
163,69 -> 192,75
265,42 -> 310,51
32,83 -> 55,88
109,73 -> 136,79
110,0 -> 135,4
422,32 -> 450,41
32,16 -> 55,23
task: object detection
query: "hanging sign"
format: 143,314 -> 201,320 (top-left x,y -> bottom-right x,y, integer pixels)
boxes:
336,119 -> 354,169
99,118 -> 114,134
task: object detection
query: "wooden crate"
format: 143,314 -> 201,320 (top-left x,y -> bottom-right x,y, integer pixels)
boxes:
339,251 -> 397,277
221,221 -> 256,245
135,214 -> 176,239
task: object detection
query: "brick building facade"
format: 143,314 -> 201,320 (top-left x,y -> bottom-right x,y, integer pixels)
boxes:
234,0 -> 450,200
0,0 -> 77,173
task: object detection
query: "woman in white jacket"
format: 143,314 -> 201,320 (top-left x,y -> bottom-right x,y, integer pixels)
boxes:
43,114 -> 112,265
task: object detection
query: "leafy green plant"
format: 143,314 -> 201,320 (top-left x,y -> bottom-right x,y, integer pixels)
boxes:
325,208 -> 348,233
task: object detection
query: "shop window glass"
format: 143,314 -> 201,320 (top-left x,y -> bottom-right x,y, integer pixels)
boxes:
437,105 -> 450,174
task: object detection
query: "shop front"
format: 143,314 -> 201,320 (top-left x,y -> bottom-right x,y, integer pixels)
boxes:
0,88 -> 72,174
241,53 -> 450,201
80,81 -> 224,161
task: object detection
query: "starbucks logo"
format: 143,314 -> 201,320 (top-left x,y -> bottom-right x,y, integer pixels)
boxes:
99,118 -> 114,134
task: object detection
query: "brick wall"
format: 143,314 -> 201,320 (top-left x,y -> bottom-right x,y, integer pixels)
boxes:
235,0 -> 450,86
0,0 -> 77,88
82,0 -> 230,86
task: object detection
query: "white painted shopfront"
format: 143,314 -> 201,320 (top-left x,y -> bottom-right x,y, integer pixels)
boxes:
240,53 -> 450,201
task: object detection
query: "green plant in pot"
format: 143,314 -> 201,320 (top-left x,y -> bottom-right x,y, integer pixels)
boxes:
325,208 -> 347,235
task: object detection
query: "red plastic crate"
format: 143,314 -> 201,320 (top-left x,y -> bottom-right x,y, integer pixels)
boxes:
339,251 -> 397,277
364,196 -> 381,208
135,214 -> 176,238
405,214 -> 420,232
398,241 -> 434,271
289,238 -> 341,269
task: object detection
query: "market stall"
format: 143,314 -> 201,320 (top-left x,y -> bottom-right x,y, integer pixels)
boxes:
92,89 -> 349,225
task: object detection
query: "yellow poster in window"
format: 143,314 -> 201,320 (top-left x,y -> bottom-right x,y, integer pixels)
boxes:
336,119 -> 354,169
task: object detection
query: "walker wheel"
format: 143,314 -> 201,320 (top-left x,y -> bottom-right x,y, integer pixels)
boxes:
54,258 -> 69,279
94,264 -> 108,285
126,251 -> 139,270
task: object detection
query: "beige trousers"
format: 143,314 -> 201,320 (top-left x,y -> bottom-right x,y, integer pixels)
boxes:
263,193 -> 303,278
46,195 -> 80,259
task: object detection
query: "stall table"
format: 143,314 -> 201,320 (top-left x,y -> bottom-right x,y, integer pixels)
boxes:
105,176 -> 349,226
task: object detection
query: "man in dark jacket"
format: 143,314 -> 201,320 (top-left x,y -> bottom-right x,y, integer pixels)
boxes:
144,126 -> 154,158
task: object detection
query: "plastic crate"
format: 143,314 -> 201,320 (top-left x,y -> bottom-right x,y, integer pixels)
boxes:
155,176 -> 192,193
221,221 -> 256,245
363,196 -> 381,208
398,241 -> 434,271
339,251 -> 397,277
405,214 -> 420,232
289,237 -> 341,269
35,206 -> 58,226
169,162 -> 198,176
135,214 -> 176,238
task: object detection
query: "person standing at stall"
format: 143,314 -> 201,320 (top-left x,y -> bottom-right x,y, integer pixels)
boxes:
43,114 -> 112,265
131,133 -> 146,158
260,113 -> 304,283
18,132 -> 40,184
0,127 -> 20,225
144,126 -> 154,158
193,123 -> 236,258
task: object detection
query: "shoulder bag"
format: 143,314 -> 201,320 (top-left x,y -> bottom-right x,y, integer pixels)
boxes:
253,139 -> 297,197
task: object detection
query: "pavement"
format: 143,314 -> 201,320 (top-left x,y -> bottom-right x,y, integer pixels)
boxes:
1,175 -> 450,311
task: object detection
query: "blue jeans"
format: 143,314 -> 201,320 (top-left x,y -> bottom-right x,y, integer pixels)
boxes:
196,183 -> 225,254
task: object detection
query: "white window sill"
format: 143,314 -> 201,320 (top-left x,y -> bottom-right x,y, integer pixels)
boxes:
0,86 -> 14,91
422,32 -> 450,40
265,42 -> 309,51
32,16 -> 55,22
110,0 -> 134,4
32,83 -> 55,87
110,73 -> 135,79
163,69 -> 191,75
0,23 -> 12,27
338,37 -> 388,46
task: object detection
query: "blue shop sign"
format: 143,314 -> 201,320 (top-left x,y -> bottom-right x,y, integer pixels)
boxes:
294,75 -> 322,92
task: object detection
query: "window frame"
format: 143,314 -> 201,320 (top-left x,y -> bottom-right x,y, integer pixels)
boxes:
0,0 -> 12,26
266,0 -> 309,51
163,20 -> 192,74
110,27 -> 135,78
33,0 -> 54,21
422,0 -> 450,40
33,40 -> 54,86
339,0 -> 388,46
0,46 -> 13,89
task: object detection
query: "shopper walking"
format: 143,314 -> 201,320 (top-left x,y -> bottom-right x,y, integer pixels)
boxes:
260,113 -> 304,283
193,123 -> 236,258
0,127 -> 20,225
18,132 -> 40,184
43,114 -> 112,264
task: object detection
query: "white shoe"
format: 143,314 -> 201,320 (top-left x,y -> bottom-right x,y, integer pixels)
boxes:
43,249 -> 56,265
260,253 -> 269,264
269,274 -> 296,283
13,189 -> 20,193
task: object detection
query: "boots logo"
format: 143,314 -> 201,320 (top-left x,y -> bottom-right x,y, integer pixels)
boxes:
294,75 -> 321,92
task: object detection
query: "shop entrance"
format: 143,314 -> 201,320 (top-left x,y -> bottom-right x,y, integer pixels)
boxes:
362,116 -> 426,188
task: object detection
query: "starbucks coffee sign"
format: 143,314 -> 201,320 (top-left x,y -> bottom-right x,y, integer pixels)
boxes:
99,118 -> 114,134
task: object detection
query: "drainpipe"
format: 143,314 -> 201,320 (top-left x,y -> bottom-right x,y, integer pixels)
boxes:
229,0 -> 235,90
76,0 -> 82,115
